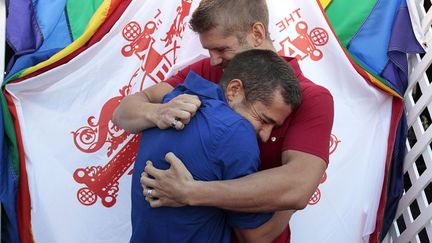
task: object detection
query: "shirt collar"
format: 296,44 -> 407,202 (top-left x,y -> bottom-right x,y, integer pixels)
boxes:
179,71 -> 227,102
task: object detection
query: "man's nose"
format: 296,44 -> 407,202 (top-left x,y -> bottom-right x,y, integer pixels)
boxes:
209,52 -> 223,66
258,126 -> 273,143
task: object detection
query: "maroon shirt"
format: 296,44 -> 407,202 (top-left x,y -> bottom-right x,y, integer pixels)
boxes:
164,57 -> 334,243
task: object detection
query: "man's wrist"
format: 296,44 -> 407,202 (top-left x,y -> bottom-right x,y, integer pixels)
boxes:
184,180 -> 205,206
146,103 -> 163,126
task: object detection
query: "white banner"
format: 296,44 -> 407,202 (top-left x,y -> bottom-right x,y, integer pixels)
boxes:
5,0 -> 393,242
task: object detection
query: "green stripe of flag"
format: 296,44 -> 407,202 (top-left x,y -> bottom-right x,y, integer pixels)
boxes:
67,0 -> 104,40
326,0 -> 377,46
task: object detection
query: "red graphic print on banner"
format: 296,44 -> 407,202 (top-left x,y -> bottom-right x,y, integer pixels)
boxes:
329,134 -> 341,155
122,21 -> 157,58
308,134 -> 340,205
162,0 -> 192,46
72,0 -> 193,208
73,135 -> 141,207
277,20 -> 329,61
121,1 -> 192,90
309,188 -> 321,205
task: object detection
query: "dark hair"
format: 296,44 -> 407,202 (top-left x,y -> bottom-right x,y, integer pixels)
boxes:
220,50 -> 302,109
189,0 -> 270,41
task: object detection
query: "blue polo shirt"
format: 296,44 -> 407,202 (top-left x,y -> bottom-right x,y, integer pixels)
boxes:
130,71 -> 272,243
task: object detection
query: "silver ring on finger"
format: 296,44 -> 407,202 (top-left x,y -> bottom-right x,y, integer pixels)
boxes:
147,189 -> 154,198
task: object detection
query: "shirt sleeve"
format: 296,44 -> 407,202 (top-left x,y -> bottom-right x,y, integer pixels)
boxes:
213,119 -> 273,228
283,87 -> 334,164
163,65 -> 191,88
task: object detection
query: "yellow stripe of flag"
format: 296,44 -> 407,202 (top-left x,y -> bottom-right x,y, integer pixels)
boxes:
320,0 -> 332,9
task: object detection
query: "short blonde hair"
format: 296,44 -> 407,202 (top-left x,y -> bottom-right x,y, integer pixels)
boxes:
189,0 -> 270,41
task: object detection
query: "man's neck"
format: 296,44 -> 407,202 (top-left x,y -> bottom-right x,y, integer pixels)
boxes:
262,40 -> 276,52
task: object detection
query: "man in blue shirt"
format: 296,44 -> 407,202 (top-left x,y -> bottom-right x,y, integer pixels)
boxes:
130,50 -> 301,243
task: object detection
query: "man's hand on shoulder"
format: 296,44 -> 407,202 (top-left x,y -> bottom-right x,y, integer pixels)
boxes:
141,152 -> 195,207
154,94 -> 201,130
112,82 -> 201,133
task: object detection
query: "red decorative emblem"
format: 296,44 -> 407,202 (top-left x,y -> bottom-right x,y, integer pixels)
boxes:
72,0 -> 193,208
320,171 -> 327,184
308,188 -> 321,205
329,134 -> 341,155
308,172 -> 327,205
308,133 -> 339,206
73,134 -> 141,207
309,134 -> 341,205
122,21 -> 157,58
278,21 -> 329,61
161,0 -> 192,46
120,0 -> 192,90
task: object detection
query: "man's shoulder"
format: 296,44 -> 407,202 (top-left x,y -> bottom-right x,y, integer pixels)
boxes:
279,56 -> 332,97
195,101 -> 255,148
286,63 -> 333,122
184,58 -> 223,82
288,76 -> 334,128
200,101 -> 253,132
200,103 -> 260,170
164,58 -> 223,87
299,78 -> 332,98
195,101 -> 258,162
293,79 -> 333,121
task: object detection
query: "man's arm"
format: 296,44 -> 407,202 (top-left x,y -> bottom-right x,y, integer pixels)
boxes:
234,210 -> 295,243
142,150 -> 326,212
112,82 -> 201,133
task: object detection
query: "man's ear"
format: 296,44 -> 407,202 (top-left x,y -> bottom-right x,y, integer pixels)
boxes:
225,79 -> 245,103
250,22 -> 266,47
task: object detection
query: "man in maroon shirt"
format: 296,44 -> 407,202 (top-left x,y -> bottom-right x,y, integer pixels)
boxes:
113,0 -> 334,242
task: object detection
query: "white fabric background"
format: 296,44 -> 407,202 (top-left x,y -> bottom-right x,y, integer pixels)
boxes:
5,1 -> 393,242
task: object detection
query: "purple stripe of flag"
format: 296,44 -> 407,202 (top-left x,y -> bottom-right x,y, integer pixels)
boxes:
6,0 -> 43,72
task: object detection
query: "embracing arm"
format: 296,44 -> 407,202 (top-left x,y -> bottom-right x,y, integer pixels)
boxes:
141,87 -> 333,211
186,150 -> 325,212
112,82 -> 201,133
112,83 -> 172,133
143,150 -> 326,212
234,210 -> 295,243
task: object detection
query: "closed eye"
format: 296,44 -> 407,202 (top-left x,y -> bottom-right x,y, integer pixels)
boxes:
215,47 -> 227,53
261,114 -> 279,126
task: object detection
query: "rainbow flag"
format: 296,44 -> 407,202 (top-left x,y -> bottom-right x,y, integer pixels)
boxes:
325,0 -> 424,240
5,0 -> 104,81
2,0 -> 129,242
326,0 -> 423,96
0,1 -> 19,243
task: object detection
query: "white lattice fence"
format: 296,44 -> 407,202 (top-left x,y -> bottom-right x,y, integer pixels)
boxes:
383,0 -> 432,242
